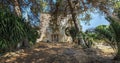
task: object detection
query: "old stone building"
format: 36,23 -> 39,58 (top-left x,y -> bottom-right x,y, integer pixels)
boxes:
37,13 -> 72,42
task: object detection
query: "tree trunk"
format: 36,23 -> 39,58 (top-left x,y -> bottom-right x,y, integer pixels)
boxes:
114,42 -> 120,60
12,0 -> 21,16
17,37 -> 30,49
67,0 -> 79,32
67,0 -> 84,44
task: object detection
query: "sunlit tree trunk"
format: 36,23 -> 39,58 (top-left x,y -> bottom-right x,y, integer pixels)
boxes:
12,0 -> 21,16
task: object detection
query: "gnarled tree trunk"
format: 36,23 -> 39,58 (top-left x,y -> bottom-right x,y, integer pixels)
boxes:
67,0 -> 83,45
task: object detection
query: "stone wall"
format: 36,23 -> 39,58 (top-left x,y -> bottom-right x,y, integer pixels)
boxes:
37,14 -> 72,42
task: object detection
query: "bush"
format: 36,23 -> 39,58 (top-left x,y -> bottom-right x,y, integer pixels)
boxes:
0,8 -> 38,53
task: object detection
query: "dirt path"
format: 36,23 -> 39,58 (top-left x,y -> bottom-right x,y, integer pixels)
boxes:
0,42 -> 118,63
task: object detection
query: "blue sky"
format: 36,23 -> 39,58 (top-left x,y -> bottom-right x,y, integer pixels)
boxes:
80,13 -> 110,31
21,0 -> 40,26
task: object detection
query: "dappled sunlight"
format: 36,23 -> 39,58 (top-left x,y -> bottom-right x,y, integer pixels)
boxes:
0,42 -> 117,63
0,42 -> 75,63
93,43 -> 116,59
98,46 -> 115,58
5,57 -> 17,63
0,50 -> 29,63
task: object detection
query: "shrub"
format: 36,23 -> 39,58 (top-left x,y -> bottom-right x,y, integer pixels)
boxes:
0,8 -> 38,53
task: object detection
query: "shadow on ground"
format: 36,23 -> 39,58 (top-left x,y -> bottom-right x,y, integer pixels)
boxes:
0,42 -> 119,63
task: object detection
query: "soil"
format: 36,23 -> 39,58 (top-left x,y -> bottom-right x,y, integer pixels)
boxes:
0,42 -> 119,63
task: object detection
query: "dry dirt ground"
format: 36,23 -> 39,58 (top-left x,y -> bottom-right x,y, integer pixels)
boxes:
0,42 -> 119,63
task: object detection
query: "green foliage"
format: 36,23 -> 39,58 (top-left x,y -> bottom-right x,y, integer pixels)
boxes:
95,25 -> 113,41
69,27 -> 78,41
114,1 -> 120,9
34,0 -> 48,12
93,17 -> 120,50
65,27 -> 78,41
106,17 -> 120,42
65,27 -> 71,36
114,1 -> 120,19
23,23 -> 39,44
0,8 -> 38,53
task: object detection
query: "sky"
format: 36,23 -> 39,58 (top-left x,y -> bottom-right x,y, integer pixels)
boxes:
80,13 -> 110,32
21,0 -> 40,26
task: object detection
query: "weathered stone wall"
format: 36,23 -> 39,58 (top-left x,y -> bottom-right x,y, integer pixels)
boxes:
37,14 -> 72,42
